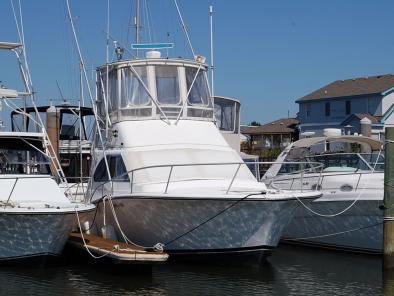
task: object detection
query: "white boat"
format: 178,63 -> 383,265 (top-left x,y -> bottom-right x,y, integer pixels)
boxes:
0,41 -> 94,262
0,132 -> 93,261
11,104 -> 95,202
263,134 -> 384,253
84,46 -> 321,260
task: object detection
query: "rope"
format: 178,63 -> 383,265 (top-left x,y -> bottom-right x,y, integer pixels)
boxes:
102,193 -> 164,252
74,207 -> 116,259
292,148 -> 383,218
287,221 -> 383,241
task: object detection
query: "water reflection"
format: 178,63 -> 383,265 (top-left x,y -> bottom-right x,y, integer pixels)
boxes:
0,245 -> 385,295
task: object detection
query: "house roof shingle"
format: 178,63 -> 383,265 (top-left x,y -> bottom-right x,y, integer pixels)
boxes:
241,118 -> 299,135
297,74 -> 394,102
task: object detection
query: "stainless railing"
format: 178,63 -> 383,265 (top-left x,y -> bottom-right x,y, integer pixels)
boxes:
88,161 -> 323,199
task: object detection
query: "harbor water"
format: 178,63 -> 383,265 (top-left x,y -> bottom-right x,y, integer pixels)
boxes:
0,244 -> 387,296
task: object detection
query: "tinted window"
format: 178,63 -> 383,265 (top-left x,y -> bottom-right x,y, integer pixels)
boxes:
93,155 -> 129,182
93,158 -> 108,182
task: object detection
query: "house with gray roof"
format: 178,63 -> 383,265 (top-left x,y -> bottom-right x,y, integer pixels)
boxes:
296,74 -> 394,139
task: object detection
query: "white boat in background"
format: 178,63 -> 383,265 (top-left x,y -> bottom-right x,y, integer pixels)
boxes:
11,104 -> 95,202
263,133 -> 384,253
0,40 -> 94,262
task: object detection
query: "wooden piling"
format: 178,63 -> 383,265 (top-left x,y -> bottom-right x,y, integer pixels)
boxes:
384,127 -> 394,269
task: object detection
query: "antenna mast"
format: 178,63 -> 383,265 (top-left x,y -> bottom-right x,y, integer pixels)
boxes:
135,0 -> 140,57
209,5 -> 214,98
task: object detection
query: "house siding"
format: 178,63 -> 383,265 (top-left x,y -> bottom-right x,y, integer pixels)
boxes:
298,95 -> 381,134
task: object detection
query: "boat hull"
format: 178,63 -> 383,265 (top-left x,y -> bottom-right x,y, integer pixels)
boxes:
282,198 -> 383,253
0,209 -> 92,261
94,195 -> 302,257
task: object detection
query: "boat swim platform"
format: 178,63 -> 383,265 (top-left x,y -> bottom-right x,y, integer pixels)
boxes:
68,232 -> 169,264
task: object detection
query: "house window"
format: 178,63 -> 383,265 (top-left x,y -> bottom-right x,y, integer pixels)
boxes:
306,104 -> 311,118
325,102 -> 330,117
345,101 -> 351,115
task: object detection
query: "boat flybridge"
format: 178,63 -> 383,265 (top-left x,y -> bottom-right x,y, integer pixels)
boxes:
0,41 -> 94,262
263,132 -> 385,253
87,49 -> 321,260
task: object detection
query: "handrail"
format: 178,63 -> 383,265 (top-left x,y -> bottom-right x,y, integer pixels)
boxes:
88,160 -> 323,200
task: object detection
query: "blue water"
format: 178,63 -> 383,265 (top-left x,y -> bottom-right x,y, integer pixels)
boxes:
0,245 -> 387,295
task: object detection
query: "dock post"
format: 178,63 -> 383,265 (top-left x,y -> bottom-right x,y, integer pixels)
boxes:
384,127 -> 394,269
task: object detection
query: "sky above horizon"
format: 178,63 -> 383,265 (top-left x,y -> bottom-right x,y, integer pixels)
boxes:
1,0 -> 394,126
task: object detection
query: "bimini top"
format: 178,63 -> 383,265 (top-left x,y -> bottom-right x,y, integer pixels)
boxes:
96,56 -> 213,123
11,105 -> 94,116
292,135 -> 383,151
0,132 -> 45,151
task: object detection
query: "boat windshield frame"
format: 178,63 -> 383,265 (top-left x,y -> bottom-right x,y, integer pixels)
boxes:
0,136 -> 51,175
278,152 -> 385,175
96,58 -> 214,123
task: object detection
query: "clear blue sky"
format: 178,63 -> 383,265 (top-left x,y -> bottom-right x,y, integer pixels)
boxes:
1,0 -> 394,126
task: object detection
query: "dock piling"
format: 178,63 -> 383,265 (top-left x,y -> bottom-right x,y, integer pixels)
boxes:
384,127 -> 394,269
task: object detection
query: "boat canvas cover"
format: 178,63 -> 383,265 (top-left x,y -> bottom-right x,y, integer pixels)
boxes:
293,136 -> 383,151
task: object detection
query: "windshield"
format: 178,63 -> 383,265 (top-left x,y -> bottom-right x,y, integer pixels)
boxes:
0,148 -> 50,175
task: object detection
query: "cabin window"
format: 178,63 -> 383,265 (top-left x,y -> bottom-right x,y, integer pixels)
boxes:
325,102 -> 331,117
93,158 -> 108,182
214,98 -> 235,131
186,67 -> 210,106
0,148 -> 50,175
120,67 -> 150,107
109,155 -> 129,181
60,113 -> 80,140
156,66 -> 180,105
99,69 -> 119,113
345,100 -> 351,115
93,155 -> 129,182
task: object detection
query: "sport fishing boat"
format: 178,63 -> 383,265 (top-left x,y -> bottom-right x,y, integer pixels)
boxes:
87,52 -> 320,259
0,40 -> 94,262
79,0 -> 322,258
263,132 -> 384,253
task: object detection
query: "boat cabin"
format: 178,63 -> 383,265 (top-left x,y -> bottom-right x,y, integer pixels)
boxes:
11,105 -> 94,182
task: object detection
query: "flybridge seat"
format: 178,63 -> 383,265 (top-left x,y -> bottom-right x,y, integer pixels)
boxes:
96,56 -> 213,123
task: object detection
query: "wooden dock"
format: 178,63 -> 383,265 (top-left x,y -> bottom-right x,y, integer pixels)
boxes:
68,232 -> 169,264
